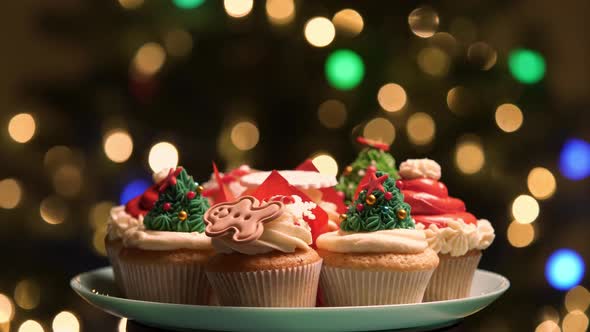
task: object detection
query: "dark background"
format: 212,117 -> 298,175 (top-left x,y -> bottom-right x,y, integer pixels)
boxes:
1,0 -> 590,331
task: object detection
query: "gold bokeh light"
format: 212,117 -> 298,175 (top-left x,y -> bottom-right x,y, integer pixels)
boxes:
455,139 -> 485,174
14,279 -> 40,310
53,164 -> 82,197
407,112 -> 436,145
377,83 -> 407,113
40,196 -> 68,225
164,29 -> 193,57
318,100 -> 347,129
224,0 -> 253,18
417,47 -> 450,77
52,311 -> 80,332
562,311 -> 588,332
18,320 -> 44,332
304,17 -> 335,47
332,9 -> 364,37
507,221 -> 535,248
103,129 -> 133,163
527,167 -> 557,200
363,118 -> 396,145
408,6 -> 439,38
0,178 -> 22,209
495,103 -> 523,133
90,201 -> 115,230
467,41 -> 497,70
535,320 -> 561,332
266,0 -> 295,25
8,113 -> 36,143
565,286 -> 590,313
148,142 -> 179,173
132,42 -> 166,76
118,0 -> 143,9
312,154 -> 339,177
512,194 -> 540,224
230,121 -> 260,151
0,293 -> 14,323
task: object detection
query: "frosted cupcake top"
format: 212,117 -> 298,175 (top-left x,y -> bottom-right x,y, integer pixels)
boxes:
317,171 -> 429,254
204,195 -> 314,255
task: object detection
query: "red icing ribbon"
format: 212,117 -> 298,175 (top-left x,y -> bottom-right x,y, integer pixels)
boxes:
397,178 -> 477,227
125,184 -> 159,218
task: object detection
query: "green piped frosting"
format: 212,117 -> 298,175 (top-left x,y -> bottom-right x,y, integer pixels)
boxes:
143,168 -> 209,233
336,148 -> 399,204
340,172 -> 414,232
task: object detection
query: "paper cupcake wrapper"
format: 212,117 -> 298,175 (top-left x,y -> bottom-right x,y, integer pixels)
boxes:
423,251 -> 482,302
320,266 -> 434,306
206,260 -> 322,307
119,260 -> 210,305
105,240 -> 125,295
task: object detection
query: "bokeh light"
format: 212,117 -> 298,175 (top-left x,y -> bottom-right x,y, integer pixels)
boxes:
43,146 -> 73,170
546,249 -> 585,291
0,293 -> 14,323
540,306 -> 561,325
407,112 -> 436,145
363,118 -> 395,145
8,113 -> 36,143
312,154 -> 339,177
429,32 -> 458,56
377,83 -> 407,112
118,0 -> 143,9
528,167 -> 557,200
173,0 -> 204,9
265,0 -> 295,25
120,179 -> 151,205
408,6 -> 439,38
164,29 -> 193,57
565,286 -> 590,313
103,129 -> 133,163
562,311 -> 588,332
52,311 -> 80,332
467,42 -> 497,70
536,320 -> 561,332
325,49 -> 365,90
446,86 -> 476,115
318,100 -> 347,129
512,194 -> 540,224
0,178 -> 23,209
455,139 -> 485,174
52,164 -> 82,197
93,227 -> 108,256
230,121 -> 260,151
89,201 -> 115,230
132,42 -> 166,76
14,279 -> 40,310
40,196 -> 68,225
304,17 -> 335,47
495,103 -> 523,133
332,9 -> 363,37
148,142 -> 179,173
224,0 -> 253,18
118,318 -> 127,332
417,47 -> 450,77
509,49 -> 546,84
559,139 -> 590,180
18,320 -> 44,332
507,221 -> 535,248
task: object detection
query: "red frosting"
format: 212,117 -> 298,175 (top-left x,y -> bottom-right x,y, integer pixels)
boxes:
125,184 -> 159,218
396,178 -> 477,227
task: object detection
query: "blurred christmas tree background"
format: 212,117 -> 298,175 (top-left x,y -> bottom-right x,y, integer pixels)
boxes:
1,0 -> 590,331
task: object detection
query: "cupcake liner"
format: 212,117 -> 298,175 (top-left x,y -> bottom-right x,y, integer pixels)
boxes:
320,266 -> 434,306
119,260 -> 210,305
423,250 -> 482,302
206,260 -> 322,307
105,239 -> 125,295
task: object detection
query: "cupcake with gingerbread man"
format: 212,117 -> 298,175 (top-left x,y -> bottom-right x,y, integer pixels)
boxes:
396,159 -> 495,301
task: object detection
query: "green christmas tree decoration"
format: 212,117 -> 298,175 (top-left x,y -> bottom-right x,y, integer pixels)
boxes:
143,167 -> 210,233
336,138 -> 400,204
340,171 -> 414,232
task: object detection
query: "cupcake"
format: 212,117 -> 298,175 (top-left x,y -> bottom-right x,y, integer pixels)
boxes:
317,171 -> 439,306
117,167 -> 215,304
397,159 -> 495,301
204,193 -> 323,307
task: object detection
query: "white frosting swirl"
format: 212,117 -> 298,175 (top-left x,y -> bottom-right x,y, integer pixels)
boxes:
416,219 -> 495,256
316,229 -> 428,254
212,211 -> 312,255
399,159 -> 441,180
123,226 -> 212,251
107,206 -> 143,241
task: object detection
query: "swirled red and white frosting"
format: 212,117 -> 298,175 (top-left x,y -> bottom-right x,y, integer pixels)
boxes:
397,159 -> 495,256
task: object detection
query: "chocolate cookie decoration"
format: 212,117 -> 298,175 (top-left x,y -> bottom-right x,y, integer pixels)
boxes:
204,196 -> 284,243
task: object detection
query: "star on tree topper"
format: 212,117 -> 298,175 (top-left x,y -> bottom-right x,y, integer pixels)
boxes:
361,172 -> 389,194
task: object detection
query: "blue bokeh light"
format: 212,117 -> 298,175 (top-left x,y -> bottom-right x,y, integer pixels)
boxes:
545,249 -> 585,291
559,138 -> 590,180
120,179 -> 151,205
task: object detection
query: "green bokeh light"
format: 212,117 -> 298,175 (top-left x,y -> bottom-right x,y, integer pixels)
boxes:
173,0 -> 205,9
508,49 -> 546,84
325,49 -> 365,90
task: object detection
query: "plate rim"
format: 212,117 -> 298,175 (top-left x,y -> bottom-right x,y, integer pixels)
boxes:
70,266 -> 510,312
